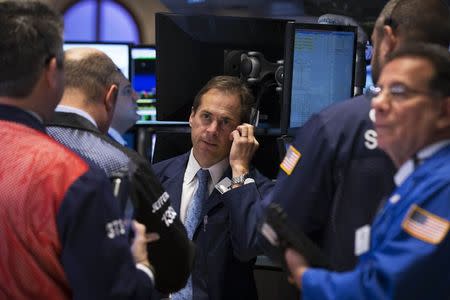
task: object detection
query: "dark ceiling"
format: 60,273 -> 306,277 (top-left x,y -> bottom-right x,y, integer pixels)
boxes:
161,0 -> 390,34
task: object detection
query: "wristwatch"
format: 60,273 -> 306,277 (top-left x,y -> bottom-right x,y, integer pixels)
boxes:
231,173 -> 249,186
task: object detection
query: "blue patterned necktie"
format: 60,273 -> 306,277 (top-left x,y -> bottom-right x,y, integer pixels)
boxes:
172,168 -> 210,300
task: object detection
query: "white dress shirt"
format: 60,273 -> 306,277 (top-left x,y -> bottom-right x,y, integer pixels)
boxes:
394,139 -> 450,187
180,150 -> 229,223
108,127 -> 127,146
55,105 -> 98,128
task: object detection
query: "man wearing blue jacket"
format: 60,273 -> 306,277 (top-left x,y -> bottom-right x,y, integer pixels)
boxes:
286,43 -> 450,300
223,0 -> 450,273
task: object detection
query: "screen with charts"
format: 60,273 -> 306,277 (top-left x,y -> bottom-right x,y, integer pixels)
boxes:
131,46 -> 157,124
63,42 -> 131,79
281,23 -> 356,133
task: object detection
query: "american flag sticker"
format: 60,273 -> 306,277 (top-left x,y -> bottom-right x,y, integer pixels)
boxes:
402,205 -> 449,245
280,145 -> 301,175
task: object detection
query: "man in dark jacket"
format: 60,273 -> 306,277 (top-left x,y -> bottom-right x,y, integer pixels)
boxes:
46,47 -> 194,294
225,0 -> 450,273
153,76 -> 274,300
0,2 -> 156,298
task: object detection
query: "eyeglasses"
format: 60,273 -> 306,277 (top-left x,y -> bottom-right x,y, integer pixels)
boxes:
366,84 -> 435,102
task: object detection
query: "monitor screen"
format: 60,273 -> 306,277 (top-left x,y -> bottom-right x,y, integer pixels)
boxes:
63,42 -> 131,79
281,22 -> 357,134
155,13 -> 289,123
131,45 -> 157,124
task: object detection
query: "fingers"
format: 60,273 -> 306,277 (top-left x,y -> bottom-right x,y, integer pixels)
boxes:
146,232 -> 160,243
237,123 -> 254,139
132,220 -> 147,238
284,248 -> 308,290
132,221 -> 160,243
131,221 -> 150,264
230,129 -> 241,141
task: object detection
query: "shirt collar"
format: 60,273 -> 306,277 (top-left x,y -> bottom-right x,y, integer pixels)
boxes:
56,105 -> 98,128
108,127 -> 127,146
24,109 -> 43,123
184,149 -> 229,186
394,139 -> 450,186
0,104 -> 46,133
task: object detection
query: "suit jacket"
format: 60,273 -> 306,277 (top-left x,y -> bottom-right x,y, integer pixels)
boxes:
153,152 -> 275,300
46,112 -> 195,294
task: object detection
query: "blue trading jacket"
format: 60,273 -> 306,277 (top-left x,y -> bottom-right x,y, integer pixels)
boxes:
302,144 -> 450,299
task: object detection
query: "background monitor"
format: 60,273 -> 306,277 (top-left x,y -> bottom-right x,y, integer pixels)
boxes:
281,22 -> 357,134
131,45 -> 157,124
155,12 -> 290,125
63,41 -> 131,80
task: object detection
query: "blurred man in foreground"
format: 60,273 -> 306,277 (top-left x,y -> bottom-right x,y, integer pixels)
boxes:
0,1 -> 155,298
286,43 -> 450,299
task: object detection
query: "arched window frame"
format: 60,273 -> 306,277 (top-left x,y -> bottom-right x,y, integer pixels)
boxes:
62,0 -> 143,43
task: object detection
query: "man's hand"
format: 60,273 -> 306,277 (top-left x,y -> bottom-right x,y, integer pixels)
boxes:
229,123 -> 259,178
285,248 -> 309,289
131,220 -> 160,268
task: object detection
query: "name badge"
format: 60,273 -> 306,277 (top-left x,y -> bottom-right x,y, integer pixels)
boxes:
354,224 -> 371,256
215,177 -> 232,194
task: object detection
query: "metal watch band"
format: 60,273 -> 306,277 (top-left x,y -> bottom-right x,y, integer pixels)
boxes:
231,173 -> 249,185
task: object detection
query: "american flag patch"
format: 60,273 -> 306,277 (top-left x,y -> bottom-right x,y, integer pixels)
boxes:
280,145 -> 301,175
402,205 -> 449,245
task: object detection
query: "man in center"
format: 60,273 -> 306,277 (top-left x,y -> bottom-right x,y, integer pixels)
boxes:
153,75 -> 274,300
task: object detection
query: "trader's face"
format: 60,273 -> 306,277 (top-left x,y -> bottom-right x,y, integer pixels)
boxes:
113,76 -> 139,129
189,88 -> 241,168
371,57 -> 443,166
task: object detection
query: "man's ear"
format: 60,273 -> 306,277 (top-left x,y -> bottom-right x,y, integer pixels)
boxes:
104,84 -> 118,113
382,25 -> 398,52
45,57 -> 61,89
189,106 -> 195,126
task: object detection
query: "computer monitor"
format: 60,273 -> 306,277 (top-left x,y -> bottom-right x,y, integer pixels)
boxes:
280,22 -> 357,134
63,41 -> 131,79
155,13 -> 290,123
131,45 -> 157,124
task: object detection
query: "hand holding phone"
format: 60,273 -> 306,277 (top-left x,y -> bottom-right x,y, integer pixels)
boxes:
229,123 -> 259,177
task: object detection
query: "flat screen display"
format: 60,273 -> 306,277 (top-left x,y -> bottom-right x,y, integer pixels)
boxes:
131,46 -> 157,124
281,22 -> 357,133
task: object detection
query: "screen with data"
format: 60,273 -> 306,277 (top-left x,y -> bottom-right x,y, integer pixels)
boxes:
281,23 -> 356,133
131,46 -> 157,124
